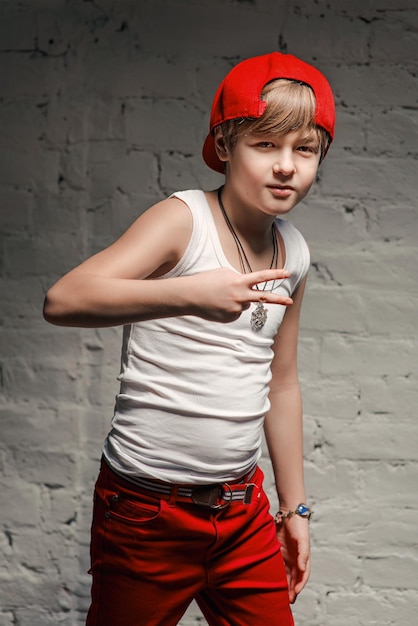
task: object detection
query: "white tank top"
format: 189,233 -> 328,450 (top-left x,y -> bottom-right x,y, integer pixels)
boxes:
103,190 -> 310,484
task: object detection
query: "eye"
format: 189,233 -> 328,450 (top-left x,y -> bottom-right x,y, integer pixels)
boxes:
297,144 -> 319,154
256,141 -> 275,149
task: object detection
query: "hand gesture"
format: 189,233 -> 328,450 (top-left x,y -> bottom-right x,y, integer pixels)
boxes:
188,267 -> 293,323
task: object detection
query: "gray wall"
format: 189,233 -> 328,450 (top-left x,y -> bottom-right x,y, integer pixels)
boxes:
1,1 -> 417,624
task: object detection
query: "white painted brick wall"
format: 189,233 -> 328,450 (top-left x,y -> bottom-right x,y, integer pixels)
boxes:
1,1 -> 417,624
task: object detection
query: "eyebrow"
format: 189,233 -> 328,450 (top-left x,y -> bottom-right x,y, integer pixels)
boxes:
297,134 -> 320,144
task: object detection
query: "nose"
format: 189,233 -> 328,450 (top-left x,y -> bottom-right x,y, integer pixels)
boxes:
272,152 -> 296,176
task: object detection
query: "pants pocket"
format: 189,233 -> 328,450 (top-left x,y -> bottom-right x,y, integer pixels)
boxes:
106,491 -> 162,526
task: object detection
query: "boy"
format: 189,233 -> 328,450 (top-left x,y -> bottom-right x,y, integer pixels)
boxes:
44,52 -> 335,626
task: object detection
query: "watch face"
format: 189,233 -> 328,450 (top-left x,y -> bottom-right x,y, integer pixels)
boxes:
297,504 -> 311,518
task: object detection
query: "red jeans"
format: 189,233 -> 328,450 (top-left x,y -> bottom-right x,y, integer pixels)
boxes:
86,460 -> 293,626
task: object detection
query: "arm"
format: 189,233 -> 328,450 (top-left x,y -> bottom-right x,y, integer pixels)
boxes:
43,196 -> 293,328
264,275 -> 310,603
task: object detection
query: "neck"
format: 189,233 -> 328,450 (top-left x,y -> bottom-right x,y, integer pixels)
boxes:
217,187 -> 278,274
218,185 -> 274,249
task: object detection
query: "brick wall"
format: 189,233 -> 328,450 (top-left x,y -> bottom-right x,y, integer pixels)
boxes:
0,1 -> 417,624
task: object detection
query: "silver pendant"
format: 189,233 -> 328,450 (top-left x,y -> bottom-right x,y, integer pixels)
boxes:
251,302 -> 267,331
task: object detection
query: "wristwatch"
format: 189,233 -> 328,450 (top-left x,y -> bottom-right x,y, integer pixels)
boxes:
274,503 -> 313,525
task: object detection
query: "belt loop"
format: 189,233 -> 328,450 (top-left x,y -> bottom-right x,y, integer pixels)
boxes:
168,485 -> 178,507
243,483 -> 255,505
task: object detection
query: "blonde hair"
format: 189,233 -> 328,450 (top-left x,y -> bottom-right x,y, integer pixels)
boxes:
218,79 -> 331,161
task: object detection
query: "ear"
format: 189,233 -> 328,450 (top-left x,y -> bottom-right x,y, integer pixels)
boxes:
213,127 -> 230,164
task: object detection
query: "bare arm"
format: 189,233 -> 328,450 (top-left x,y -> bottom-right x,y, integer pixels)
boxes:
43,196 -> 293,328
264,275 -> 310,603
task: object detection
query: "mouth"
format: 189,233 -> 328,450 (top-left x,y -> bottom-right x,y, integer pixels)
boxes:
268,185 -> 294,197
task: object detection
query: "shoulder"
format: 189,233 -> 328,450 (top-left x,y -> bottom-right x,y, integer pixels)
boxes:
275,218 -> 309,251
142,188 -> 211,229
141,193 -> 193,225
276,218 -> 310,284
126,194 -> 194,277
92,193 -> 196,280
132,193 -> 194,247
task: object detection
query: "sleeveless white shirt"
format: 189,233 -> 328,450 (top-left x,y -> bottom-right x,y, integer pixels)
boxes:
103,190 -> 310,484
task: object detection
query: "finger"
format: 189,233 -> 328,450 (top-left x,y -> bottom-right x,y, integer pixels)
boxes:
293,558 -> 310,599
247,292 -> 293,306
288,566 -> 298,604
293,571 -> 309,599
298,551 -> 310,574
247,268 -> 291,286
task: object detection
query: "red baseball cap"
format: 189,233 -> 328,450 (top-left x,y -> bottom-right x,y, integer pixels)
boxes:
202,52 -> 336,173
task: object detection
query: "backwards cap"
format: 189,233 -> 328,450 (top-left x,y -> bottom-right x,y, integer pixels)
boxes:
202,52 -> 336,173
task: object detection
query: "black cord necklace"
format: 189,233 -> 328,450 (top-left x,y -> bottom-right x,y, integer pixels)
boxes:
217,187 -> 278,331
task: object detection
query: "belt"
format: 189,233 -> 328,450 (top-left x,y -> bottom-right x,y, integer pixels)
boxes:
128,466 -> 258,510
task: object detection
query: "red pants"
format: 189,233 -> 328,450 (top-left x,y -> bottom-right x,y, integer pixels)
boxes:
86,460 -> 294,626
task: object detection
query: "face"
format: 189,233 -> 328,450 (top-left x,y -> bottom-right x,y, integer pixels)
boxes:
216,128 -> 321,218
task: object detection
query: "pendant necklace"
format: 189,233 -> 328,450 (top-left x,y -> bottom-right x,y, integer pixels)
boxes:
217,187 -> 278,331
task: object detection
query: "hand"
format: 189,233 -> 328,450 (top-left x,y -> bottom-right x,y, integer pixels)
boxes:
188,267 -> 293,323
276,516 -> 311,604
